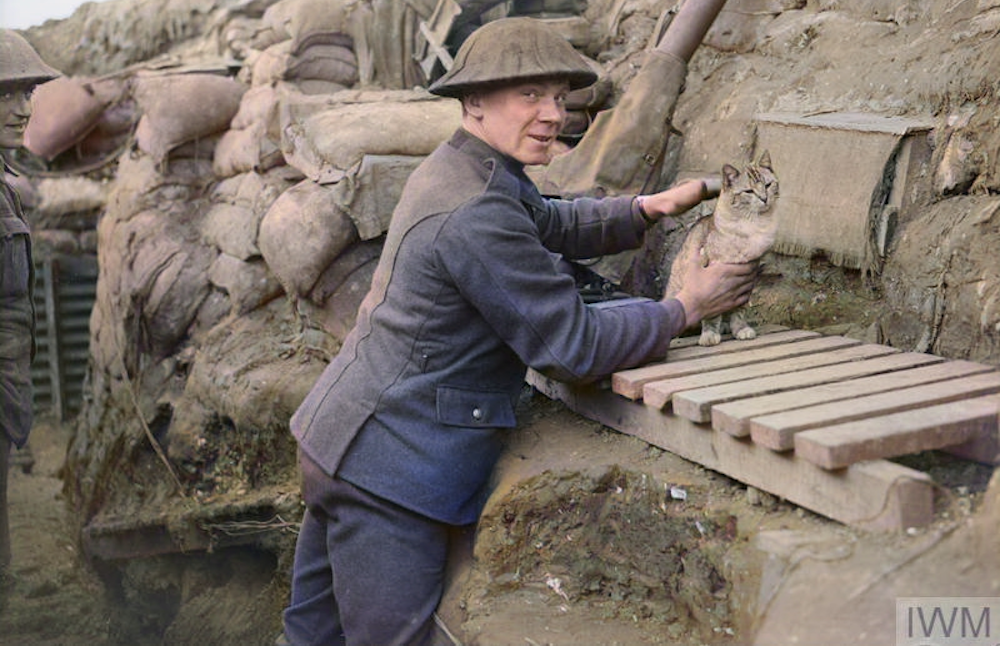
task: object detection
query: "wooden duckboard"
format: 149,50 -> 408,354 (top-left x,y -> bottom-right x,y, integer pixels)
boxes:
527,328 -> 999,531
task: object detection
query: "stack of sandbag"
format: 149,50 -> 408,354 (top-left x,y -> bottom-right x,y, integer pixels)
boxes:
201,169 -> 295,315
89,153 -> 219,382
31,176 -> 109,254
256,86 -> 462,335
284,32 -> 359,95
242,0 -> 361,93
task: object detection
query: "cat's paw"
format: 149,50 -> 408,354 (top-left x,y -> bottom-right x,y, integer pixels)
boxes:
735,327 -> 757,341
699,329 -> 722,346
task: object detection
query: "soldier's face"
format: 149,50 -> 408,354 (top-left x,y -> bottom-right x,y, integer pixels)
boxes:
0,83 -> 34,149
464,79 -> 570,166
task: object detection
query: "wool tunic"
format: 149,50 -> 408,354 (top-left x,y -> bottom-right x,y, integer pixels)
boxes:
291,129 -> 686,525
0,166 -> 34,448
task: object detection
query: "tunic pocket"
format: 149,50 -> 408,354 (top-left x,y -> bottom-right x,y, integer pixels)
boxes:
436,385 -> 516,429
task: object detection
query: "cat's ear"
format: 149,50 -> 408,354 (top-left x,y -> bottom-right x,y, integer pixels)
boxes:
756,149 -> 772,169
722,164 -> 740,188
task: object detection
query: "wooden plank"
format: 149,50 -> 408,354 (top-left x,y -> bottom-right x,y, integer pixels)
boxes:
712,359 -> 992,437
673,352 -> 942,423
642,343 -> 897,410
666,323 -> 790,352
751,371 -> 1000,451
794,394 -> 1000,470
527,370 -> 935,531
666,328 -> 818,362
614,335 -> 860,400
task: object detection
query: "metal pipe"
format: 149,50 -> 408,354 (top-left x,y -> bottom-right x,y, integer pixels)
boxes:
656,0 -> 729,63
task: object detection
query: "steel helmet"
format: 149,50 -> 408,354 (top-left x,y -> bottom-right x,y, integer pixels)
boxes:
428,17 -> 597,98
0,30 -> 61,86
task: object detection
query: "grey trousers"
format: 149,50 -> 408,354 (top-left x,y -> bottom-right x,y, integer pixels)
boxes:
282,451 -> 464,646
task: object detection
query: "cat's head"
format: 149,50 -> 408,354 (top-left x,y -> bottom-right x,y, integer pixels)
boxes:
721,150 -> 779,217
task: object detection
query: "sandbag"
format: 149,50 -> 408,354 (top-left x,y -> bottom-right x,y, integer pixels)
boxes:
214,122 -> 285,178
202,171 -> 290,259
76,98 -> 140,158
262,0 -> 353,53
326,154 -> 423,240
215,84 -> 285,177
294,79 -> 351,95
201,203 -> 260,259
133,73 -> 247,163
231,84 -> 281,133
207,253 -> 284,315
101,208 -> 215,361
24,77 -> 109,161
215,170 -> 291,215
250,40 -> 293,87
303,240 -> 382,340
36,177 -> 109,217
281,93 -> 461,183
167,131 -> 223,161
258,179 -> 359,296
285,43 -> 358,86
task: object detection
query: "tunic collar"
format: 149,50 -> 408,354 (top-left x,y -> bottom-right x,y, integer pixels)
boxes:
448,128 -> 546,211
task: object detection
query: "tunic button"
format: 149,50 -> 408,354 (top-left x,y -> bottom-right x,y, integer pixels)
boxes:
471,407 -> 483,421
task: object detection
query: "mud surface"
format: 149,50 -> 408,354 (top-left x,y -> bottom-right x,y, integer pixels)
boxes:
5,395 -> 997,646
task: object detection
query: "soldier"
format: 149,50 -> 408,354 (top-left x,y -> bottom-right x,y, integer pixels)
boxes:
0,29 -> 61,599
278,17 -> 756,646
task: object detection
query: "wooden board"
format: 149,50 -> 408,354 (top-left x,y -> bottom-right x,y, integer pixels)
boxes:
642,343 -> 897,410
711,359 -> 990,438
672,352 -> 941,423
793,394 -> 1000,469
750,371 -> 1000,452
612,334 -> 850,399
666,323 -> 791,353
665,328 -> 818,362
527,370 -> 935,532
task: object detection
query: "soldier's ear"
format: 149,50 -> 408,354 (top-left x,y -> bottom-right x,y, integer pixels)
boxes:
463,92 -> 485,118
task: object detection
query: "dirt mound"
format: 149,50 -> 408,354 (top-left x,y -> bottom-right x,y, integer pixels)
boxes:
477,466 -> 736,639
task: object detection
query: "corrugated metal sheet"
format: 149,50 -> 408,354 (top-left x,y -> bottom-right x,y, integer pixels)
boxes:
31,253 -> 98,421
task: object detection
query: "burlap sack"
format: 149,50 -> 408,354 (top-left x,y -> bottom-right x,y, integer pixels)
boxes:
104,208 -> 216,361
207,253 -> 284,315
75,96 -> 139,158
202,171 -> 290,259
24,77 -> 109,161
326,154 -> 423,240
250,40 -> 293,87
258,179 -> 359,296
36,177 -> 108,217
213,122 -> 284,178
303,240 -> 382,340
285,43 -> 358,86
293,79 -> 351,95
281,93 -> 461,183
133,73 -> 247,164
230,84 -> 281,133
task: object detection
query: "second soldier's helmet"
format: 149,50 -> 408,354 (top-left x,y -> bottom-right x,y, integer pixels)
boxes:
0,30 -> 61,86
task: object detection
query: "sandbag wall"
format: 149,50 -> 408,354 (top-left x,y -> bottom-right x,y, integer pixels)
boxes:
62,9 -> 463,528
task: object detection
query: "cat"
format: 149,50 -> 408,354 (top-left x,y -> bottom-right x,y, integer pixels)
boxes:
664,150 -> 779,346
